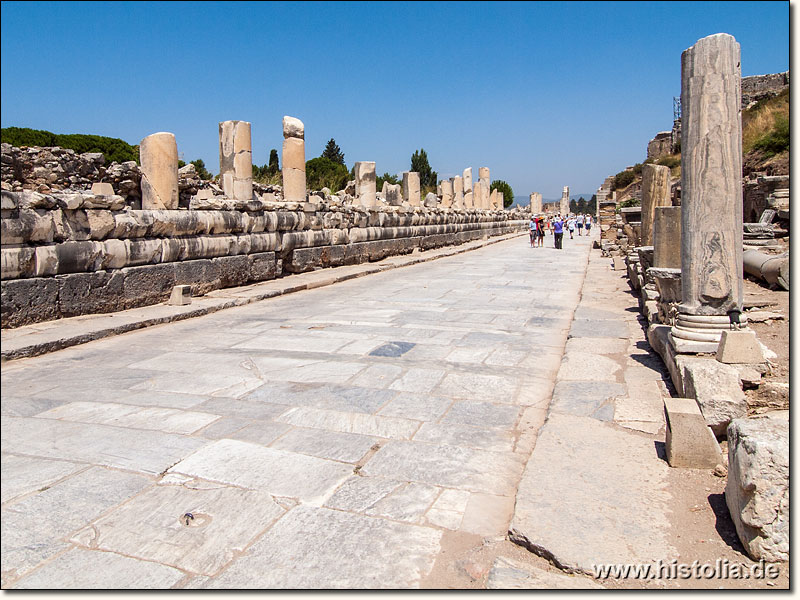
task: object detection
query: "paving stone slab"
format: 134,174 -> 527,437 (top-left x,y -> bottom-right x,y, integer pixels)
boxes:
413,422 -> 515,453
36,401 -> 220,435
435,372 -> 519,403
324,476 -> 403,513
1,416 -> 207,475
377,392 -> 453,421
568,318 -> 630,339
12,547 -> 185,589
207,505 -> 442,588
388,368 -> 445,394
440,400 -> 520,429
487,556 -> 604,589
243,381 -> 395,414
131,371 -> 263,398
1,454 -> 87,504
71,484 -> 284,576
1,467 -> 151,585
558,352 -> 622,382
276,406 -> 419,440
168,439 -> 352,502
361,440 -> 523,496
365,482 -> 441,523
509,413 -> 674,575
270,427 -> 378,463
549,381 -> 626,421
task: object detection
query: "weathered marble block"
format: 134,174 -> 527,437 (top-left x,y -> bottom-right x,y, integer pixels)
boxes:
219,121 -> 253,203
140,132 -> 179,210
402,172 -> 421,207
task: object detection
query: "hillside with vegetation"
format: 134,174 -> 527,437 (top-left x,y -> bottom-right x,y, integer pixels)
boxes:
608,85 -> 789,204
1,127 -> 140,164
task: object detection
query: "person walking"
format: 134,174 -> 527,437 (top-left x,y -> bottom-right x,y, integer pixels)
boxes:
528,215 -> 537,247
585,215 -> 592,235
553,216 -> 564,249
568,216 -> 576,239
577,214 -> 584,236
537,216 -> 545,247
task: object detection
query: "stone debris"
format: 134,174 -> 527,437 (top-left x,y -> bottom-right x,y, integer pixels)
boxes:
681,358 -> 747,437
726,413 -> 789,562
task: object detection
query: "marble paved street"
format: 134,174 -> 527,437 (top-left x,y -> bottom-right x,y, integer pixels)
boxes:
2,232 -> 595,589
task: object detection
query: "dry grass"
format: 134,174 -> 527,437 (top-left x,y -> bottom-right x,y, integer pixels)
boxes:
742,89 -> 789,154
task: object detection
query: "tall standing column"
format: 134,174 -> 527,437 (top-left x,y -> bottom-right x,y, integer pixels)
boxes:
282,116 -> 306,202
478,167 -> 490,209
462,168 -> 474,209
402,171 -> 421,207
452,176 -> 464,209
671,33 -> 744,352
140,132 -> 179,209
560,186 -> 570,215
640,164 -> 672,246
440,179 -> 454,208
355,162 -> 377,207
219,120 -> 253,202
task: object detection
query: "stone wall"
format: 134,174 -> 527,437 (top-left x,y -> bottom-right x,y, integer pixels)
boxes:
646,131 -> 673,160
741,71 -> 789,108
1,189 -> 527,327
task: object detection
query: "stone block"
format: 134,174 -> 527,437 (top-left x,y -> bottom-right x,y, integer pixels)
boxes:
402,172 -> 420,206
716,330 -> 765,364
664,397 -> 722,468
681,358 -> 747,437
167,284 -> 192,305
213,255 -> 251,288
122,263 -> 177,309
0,277 -> 60,327
248,252 -> 277,282
1,246 -> 35,279
282,115 -> 304,139
140,132 -> 179,210
90,182 -> 115,196
174,259 -> 220,296
57,271 -> 125,317
726,413 -> 789,562
612,257 -> 626,270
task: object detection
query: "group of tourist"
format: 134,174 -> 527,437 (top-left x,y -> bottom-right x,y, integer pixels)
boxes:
528,213 -> 592,249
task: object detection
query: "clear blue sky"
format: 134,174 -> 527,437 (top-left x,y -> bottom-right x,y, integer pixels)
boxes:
1,1 -> 789,200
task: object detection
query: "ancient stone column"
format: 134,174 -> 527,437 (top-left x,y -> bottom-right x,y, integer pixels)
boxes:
653,206 -> 682,269
402,171 -> 421,207
452,176 -> 464,209
440,179 -> 453,208
140,132 -> 179,210
640,164 -> 671,246
464,190 -> 474,209
383,181 -> 403,206
489,189 -> 498,211
219,120 -> 253,202
479,167 -> 490,190
497,191 -> 504,209
671,33 -> 744,352
560,186 -> 570,215
355,161 -> 377,207
479,180 -> 491,210
281,116 -> 306,202
463,168 -> 473,194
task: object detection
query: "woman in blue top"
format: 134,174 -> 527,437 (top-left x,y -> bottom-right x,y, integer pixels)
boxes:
553,217 -> 564,249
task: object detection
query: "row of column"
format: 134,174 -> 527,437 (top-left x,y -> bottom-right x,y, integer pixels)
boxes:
136,117 -> 503,211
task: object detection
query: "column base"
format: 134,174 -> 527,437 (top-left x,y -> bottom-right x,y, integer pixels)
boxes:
669,313 -> 749,354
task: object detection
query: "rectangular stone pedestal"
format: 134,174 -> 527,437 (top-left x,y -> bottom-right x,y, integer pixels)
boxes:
664,398 -> 722,468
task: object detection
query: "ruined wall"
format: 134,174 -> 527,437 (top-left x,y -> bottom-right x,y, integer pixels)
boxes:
1,189 -> 526,327
741,71 -> 789,107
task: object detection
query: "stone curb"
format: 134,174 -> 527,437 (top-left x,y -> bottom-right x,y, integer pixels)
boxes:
1,231 -> 526,361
